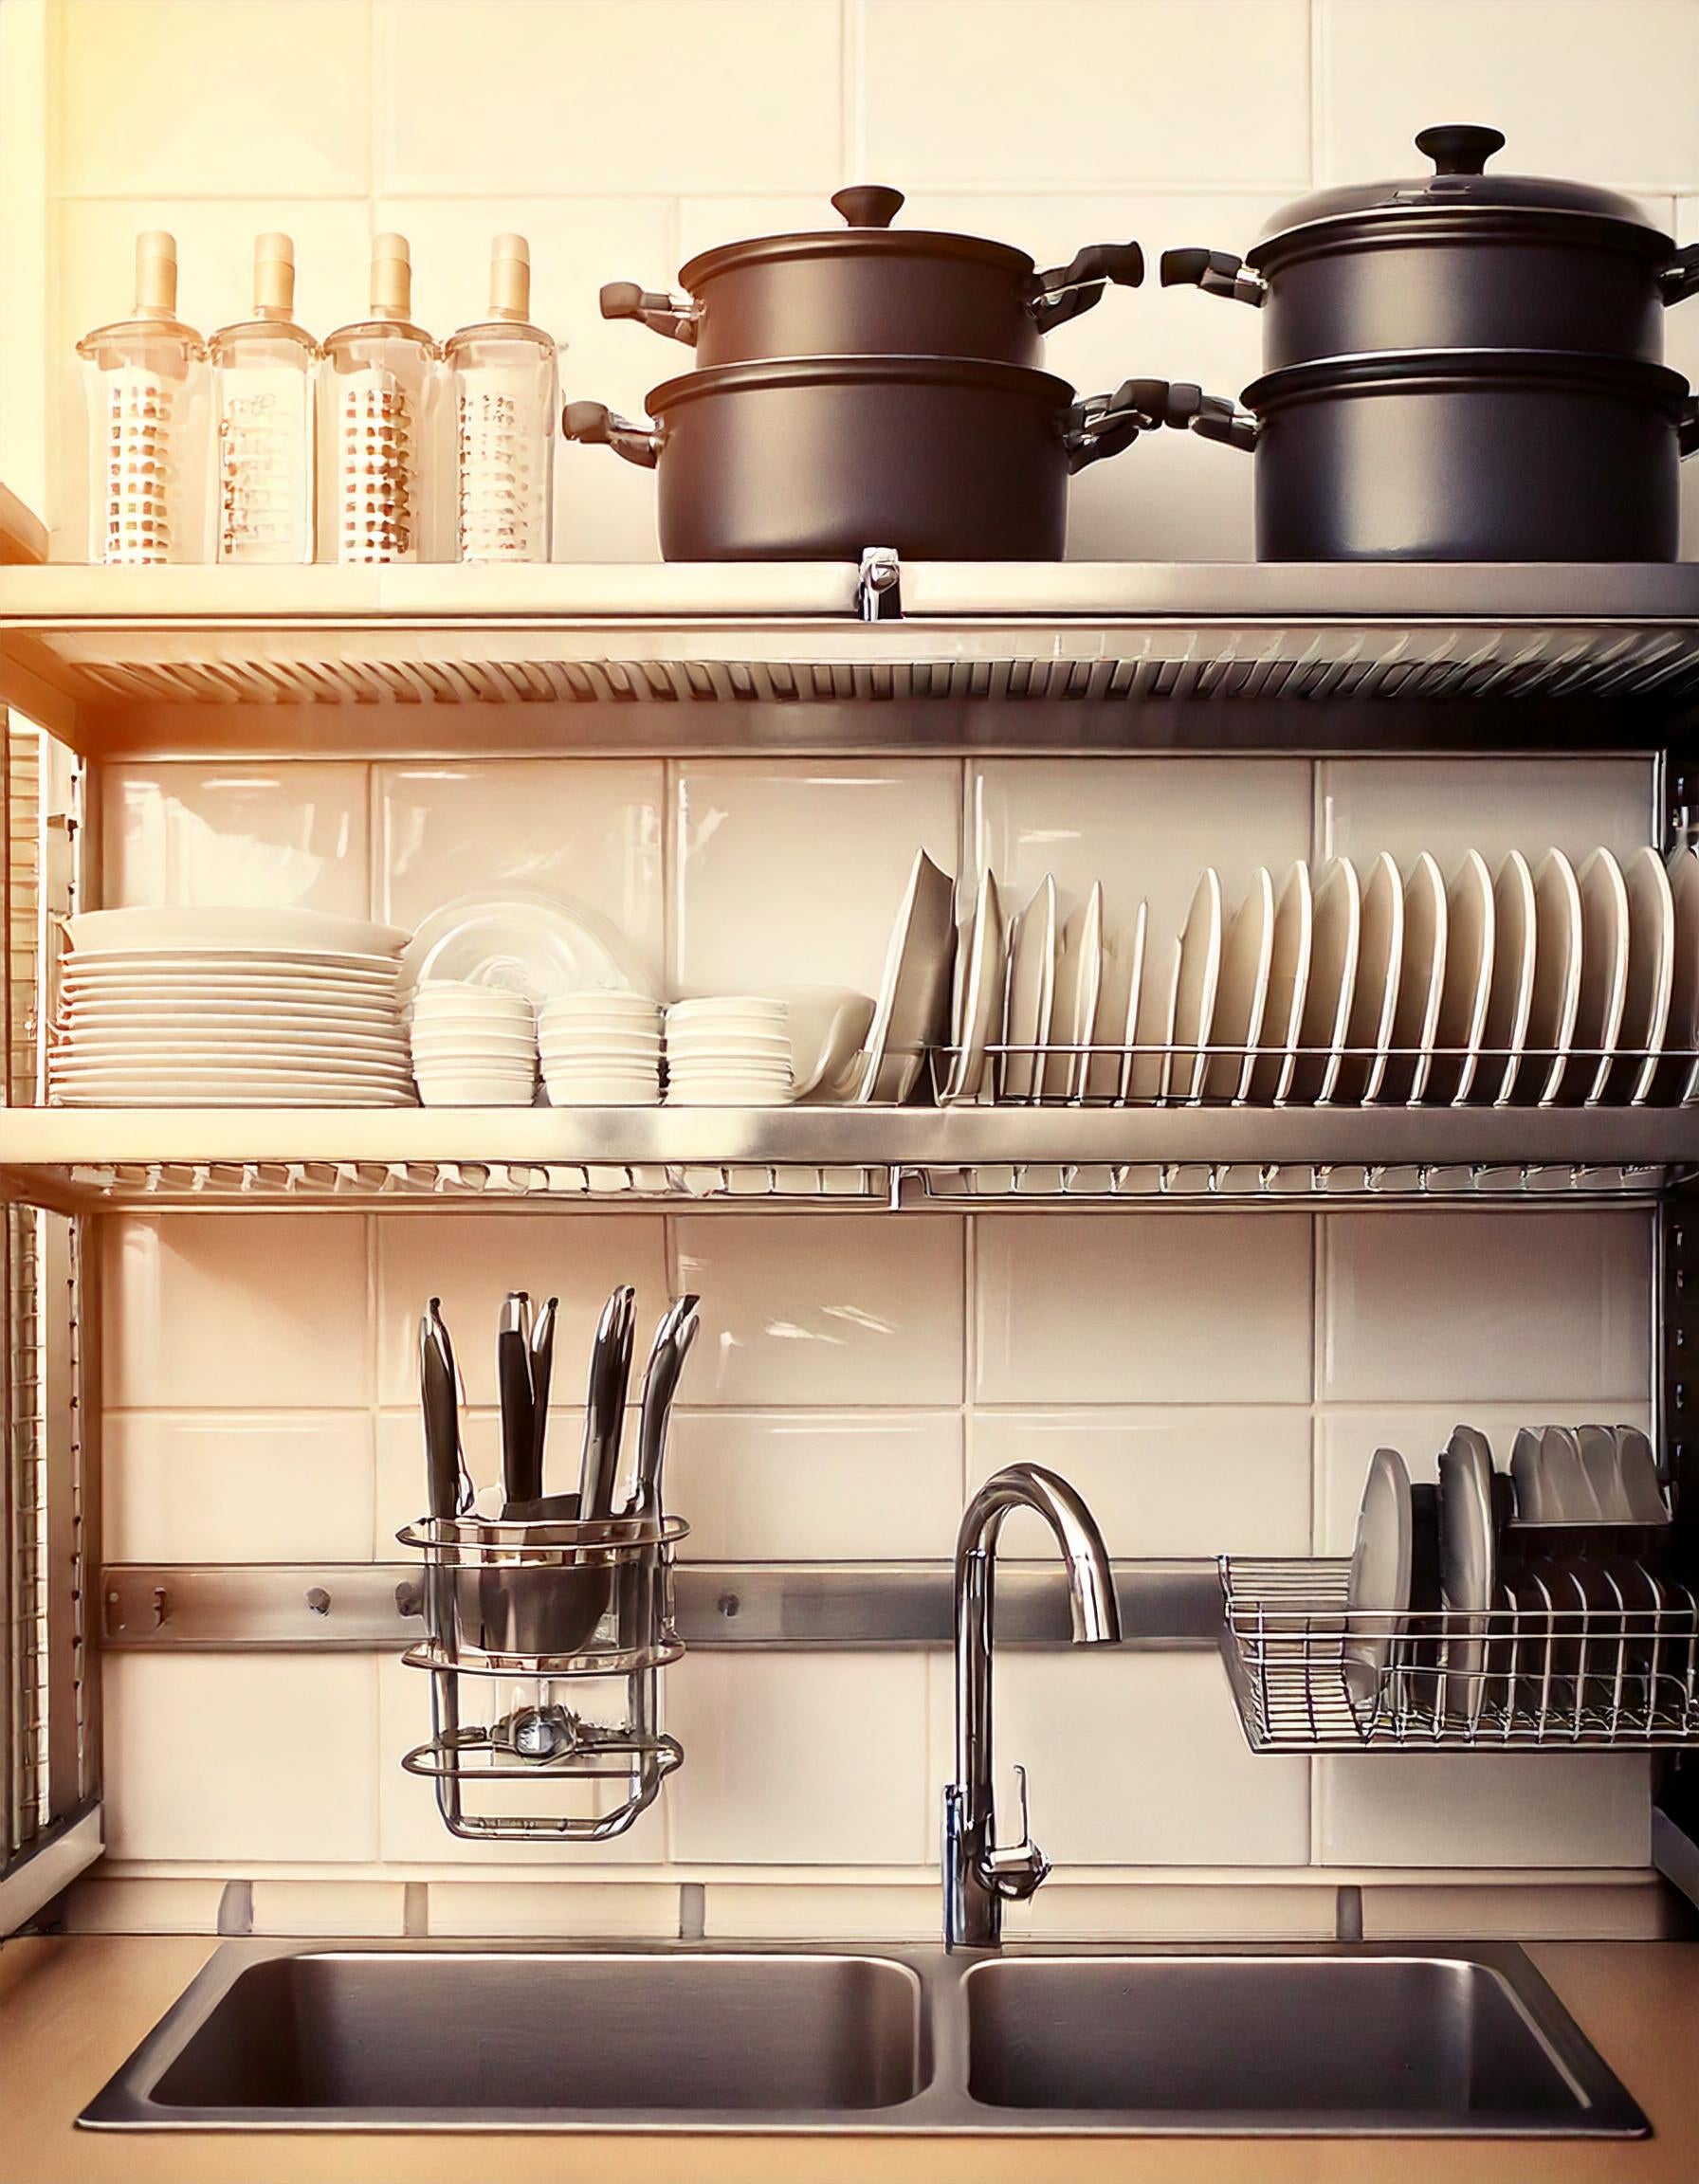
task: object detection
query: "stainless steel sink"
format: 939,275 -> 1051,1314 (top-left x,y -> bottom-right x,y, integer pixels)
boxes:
80,1940 -> 1648,2137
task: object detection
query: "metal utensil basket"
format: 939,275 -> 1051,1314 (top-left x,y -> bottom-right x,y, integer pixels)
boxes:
397,1511 -> 687,1840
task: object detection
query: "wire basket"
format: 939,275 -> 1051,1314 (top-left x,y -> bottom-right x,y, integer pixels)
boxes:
1219,1555 -> 1699,1752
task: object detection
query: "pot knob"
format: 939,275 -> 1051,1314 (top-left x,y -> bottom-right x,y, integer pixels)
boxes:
1415,123 -> 1507,176
831,184 -> 904,229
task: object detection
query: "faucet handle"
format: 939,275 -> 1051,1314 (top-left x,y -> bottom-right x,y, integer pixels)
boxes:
983,1763 -> 1051,1901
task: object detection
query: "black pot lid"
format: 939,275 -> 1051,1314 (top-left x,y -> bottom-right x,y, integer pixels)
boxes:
680,186 -> 1033,286
1257,125 -> 1656,241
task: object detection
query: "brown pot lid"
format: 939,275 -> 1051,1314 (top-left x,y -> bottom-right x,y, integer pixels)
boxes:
679,185 -> 1034,289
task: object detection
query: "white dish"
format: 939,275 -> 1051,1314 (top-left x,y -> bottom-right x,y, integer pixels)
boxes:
858,851 -> 957,1107
1249,861 -> 1311,1108
540,989 -> 657,1015
63,999 -> 404,1028
1169,868 -> 1223,1105
667,1082 -> 793,1107
1343,1446 -> 1414,1712
1289,857 -> 1360,1107
64,962 -> 399,995
53,1088 -> 416,1109
1576,1423 -> 1631,1521
1538,1423 -> 1599,1520
1510,1426 -> 1547,1521
1334,852 -> 1402,1105
1611,846 -> 1675,1106
1658,847 -> 1699,1105
1475,850 -> 1536,1107
1570,847 -> 1630,1106
1204,866 -> 1272,1105
1526,848 -> 1583,1106
1375,852 -> 1445,1106
1427,849 -> 1494,1108
64,1033 -> 411,1064
1086,901 -> 1147,1106
1615,1428 -> 1670,1523
1127,931 -> 1178,1106
1438,1427 -> 1496,1728
999,874 -> 1057,1104
62,906 -> 410,958
400,891 -> 650,1007
761,987 -> 877,1104
669,996 -> 787,1022
1044,881 -> 1104,1102
63,949 -> 402,983
415,1076 -> 537,1108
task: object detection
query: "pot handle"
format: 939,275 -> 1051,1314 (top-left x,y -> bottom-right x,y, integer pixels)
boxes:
1160,247 -> 1268,307
1662,243 -> 1699,309
600,282 -> 701,347
1166,383 -> 1261,453
562,401 -> 661,469
1028,242 -> 1145,334
1680,397 -> 1699,460
1064,378 -> 1205,473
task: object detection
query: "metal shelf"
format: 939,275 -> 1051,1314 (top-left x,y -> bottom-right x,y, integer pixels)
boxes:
2,1104 -> 1695,1210
4,558 -> 1697,755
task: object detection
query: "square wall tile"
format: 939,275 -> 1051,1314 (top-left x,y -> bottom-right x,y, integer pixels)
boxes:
64,1878 -> 227,1934
925,1651 -> 1308,1866
59,0 -> 371,194
376,760 -> 665,991
376,1405 -> 642,1536
103,1411 -> 375,1563
375,1212 -> 667,1406
250,1882 -> 409,1937
668,1410 -> 964,1561
1315,1753 -> 1652,1868
667,1653 -> 930,1865
377,0 -> 842,193
702,1884 -> 938,1940
428,1883 -> 682,1938
1320,758 -> 1656,874
1362,1881 -> 1668,1941
674,1214 -> 964,1408
973,1409 -> 1311,1560
102,1215 -> 370,1409
1016,1884 -> 1336,1943
976,1214 -> 1312,1405
862,0 -> 1311,187
1321,1210 -> 1651,1403
1320,0 -> 1699,191
671,760 -> 962,998
103,1654 -> 379,1862
1313,1402 -> 1653,1555
101,763 -> 371,916
970,758 -> 1312,954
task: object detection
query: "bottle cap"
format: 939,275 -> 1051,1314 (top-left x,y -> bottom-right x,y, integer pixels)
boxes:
371,232 -> 412,320
134,230 -> 178,319
254,231 -> 296,320
489,233 -> 531,322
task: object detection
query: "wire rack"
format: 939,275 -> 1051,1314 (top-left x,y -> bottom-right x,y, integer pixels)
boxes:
1219,1555 -> 1699,1753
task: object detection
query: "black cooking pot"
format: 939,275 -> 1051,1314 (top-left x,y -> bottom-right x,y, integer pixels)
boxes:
600,186 -> 1143,370
564,358 -> 1165,562
1167,351 -> 1699,562
1161,125 -> 1699,370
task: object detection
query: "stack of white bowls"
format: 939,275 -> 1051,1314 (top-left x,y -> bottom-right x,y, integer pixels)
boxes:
539,991 -> 662,1105
409,980 -> 538,1106
665,996 -> 795,1106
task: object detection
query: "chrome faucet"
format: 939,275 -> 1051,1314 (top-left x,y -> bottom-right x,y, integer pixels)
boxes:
942,1463 -> 1122,1950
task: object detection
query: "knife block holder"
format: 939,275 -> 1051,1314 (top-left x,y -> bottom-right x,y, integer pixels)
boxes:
396,1511 -> 686,1841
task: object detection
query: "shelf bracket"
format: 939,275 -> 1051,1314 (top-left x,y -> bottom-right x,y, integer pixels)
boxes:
857,545 -> 903,623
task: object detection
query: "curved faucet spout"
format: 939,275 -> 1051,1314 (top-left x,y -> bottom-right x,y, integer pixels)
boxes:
945,1464 -> 1121,1950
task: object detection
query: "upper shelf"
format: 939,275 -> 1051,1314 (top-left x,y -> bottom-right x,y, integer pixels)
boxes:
4,555 -> 1699,758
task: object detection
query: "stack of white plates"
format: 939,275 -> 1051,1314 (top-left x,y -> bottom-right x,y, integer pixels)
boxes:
49,906 -> 413,1107
665,997 -> 795,1107
539,992 -> 662,1106
409,981 -> 538,1106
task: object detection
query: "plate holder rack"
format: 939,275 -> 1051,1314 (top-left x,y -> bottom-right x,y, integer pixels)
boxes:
395,1512 -> 686,1841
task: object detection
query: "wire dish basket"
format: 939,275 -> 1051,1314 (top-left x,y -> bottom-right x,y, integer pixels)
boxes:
1219,1555 -> 1699,1752
397,1511 -> 685,1840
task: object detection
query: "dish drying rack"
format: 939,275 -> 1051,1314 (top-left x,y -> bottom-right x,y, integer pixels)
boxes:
1220,1555 -> 1699,1753
396,1511 -> 685,1840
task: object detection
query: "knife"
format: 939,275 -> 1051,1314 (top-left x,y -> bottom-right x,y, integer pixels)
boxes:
576,1284 -> 636,1520
625,1294 -> 700,1520
421,1297 -> 471,1519
528,1294 -> 557,1492
498,1291 -> 538,1508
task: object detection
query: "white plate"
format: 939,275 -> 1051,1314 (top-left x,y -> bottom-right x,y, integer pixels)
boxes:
1288,857 -> 1360,1108
1044,881 -> 1104,1102
1375,852 -> 1445,1106
1250,861 -> 1311,1108
1475,850 -> 1536,1107
941,871 -> 1005,1106
999,874 -> 1057,1105
1169,868 -> 1223,1106
857,850 -> 958,1106
63,949 -> 402,981
1615,1427 -> 1670,1523
1343,1446 -> 1413,1712
1204,867 -> 1272,1106
400,891 -> 651,1007
63,974 -> 401,1010
1509,1425 -> 1546,1520
1427,849 -> 1494,1108
1657,848 -> 1699,1105
666,1083 -> 794,1107
1525,848 -> 1582,1106
62,998 -> 404,1027
1570,847 -> 1630,1106
1127,933 -> 1178,1106
1538,1423 -> 1599,1520
1086,901 -> 1147,1107
1611,846 -> 1675,1106
52,1065 -> 418,1091
1576,1423 -> 1631,1521
762,987 -> 876,1105
62,906 -> 410,957
1334,852 -> 1402,1105
52,1088 -> 416,1109
1438,1427 -> 1496,1728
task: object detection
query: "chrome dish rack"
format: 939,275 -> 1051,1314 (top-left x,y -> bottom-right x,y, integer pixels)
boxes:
397,1512 -> 685,1840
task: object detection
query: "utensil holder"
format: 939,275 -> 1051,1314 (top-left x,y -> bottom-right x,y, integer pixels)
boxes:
397,1510 -> 686,1840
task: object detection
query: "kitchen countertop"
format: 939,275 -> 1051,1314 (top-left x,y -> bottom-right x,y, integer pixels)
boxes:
5,1935 -> 1699,2183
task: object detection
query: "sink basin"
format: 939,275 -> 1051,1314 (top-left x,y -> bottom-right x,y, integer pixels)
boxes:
81,1939 -> 1646,2137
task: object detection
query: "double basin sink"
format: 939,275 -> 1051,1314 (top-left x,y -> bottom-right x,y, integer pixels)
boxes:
82,1938 -> 1647,2138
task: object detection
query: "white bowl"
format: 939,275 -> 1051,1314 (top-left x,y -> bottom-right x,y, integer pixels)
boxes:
666,1033 -> 793,1059
539,1028 -> 663,1055
543,1075 -> 663,1106
415,1076 -> 538,1107
665,1082 -> 794,1106
411,1027 -> 539,1052
541,990 -> 661,1017
412,978 -> 535,1009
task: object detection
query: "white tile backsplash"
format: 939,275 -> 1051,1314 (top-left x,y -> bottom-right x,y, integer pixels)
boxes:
1320,759 -> 1657,875
102,762 -> 371,915
1315,1754 -> 1653,1869
103,1410 -> 375,1564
